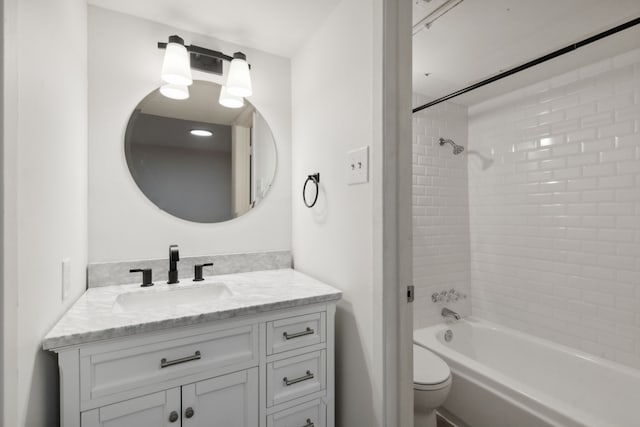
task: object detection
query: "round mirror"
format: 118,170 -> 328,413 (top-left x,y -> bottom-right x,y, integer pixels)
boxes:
125,80 -> 277,223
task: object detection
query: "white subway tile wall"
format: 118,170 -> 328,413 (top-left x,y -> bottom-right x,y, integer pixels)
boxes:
468,48 -> 640,369
413,94 -> 471,328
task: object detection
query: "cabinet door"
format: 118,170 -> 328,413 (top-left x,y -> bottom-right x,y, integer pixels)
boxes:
182,368 -> 258,427
81,388 -> 181,427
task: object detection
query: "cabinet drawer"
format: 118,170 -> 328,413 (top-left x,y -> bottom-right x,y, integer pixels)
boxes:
267,312 -> 325,355
268,398 -> 326,427
81,325 -> 258,406
267,350 -> 326,407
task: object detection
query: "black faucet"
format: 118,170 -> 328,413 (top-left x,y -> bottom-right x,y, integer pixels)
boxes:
168,244 -> 180,284
129,268 -> 154,287
193,263 -> 213,281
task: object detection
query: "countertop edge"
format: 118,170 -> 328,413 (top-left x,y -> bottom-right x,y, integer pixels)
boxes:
43,291 -> 342,351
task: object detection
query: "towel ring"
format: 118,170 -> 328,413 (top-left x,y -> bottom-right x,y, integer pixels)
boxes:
303,173 -> 320,208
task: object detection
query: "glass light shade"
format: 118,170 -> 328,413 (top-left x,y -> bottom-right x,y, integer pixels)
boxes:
161,42 -> 193,86
190,129 -> 213,137
160,83 -> 189,100
218,85 -> 244,108
226,57 -> 252,97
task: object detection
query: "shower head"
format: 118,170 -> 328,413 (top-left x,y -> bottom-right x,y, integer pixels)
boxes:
439,138 -> 465,155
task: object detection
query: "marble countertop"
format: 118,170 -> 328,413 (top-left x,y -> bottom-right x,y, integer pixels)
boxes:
43,269 -> 341,350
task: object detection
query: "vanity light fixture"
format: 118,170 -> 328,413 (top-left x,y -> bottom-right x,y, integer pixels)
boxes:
160,36 -> 193,86
158,35 -> 253,103
226,52 -> 252,97
218,86 -> 244,109
190,129 -> 213,137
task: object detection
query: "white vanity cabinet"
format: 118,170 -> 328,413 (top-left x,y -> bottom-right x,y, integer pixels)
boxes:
80,369 -> 259,427
53,302 -> 336,427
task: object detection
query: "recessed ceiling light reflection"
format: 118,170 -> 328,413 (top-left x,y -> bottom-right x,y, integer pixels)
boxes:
190,129 -> 213,137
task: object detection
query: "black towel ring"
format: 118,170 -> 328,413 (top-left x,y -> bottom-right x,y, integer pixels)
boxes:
303,173 -> 320,208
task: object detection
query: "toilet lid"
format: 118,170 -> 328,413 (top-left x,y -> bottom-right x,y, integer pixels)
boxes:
413,345 -> 450,386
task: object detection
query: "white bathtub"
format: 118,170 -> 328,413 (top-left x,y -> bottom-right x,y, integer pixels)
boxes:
414,318 -> 640,427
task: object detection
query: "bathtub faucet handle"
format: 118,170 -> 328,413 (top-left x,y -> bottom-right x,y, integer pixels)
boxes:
432,291 -> 448,303
433,289 -> 466,304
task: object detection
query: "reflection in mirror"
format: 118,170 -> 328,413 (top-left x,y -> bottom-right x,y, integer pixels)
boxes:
125,81 -> 277,223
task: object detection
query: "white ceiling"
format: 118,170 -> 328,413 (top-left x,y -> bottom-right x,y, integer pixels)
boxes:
88,0 -> 341,58
88,0 -> 640,106
413,0 -> 640,106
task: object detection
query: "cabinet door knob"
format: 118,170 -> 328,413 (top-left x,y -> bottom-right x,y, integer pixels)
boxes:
169,411 -> 179,423
185,407 -> 195,419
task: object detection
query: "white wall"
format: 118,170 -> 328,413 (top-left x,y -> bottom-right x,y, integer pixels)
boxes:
412,94 -> 471,328
468,48 -> 640,369
2,2 -> 18,424
3,0 -> 88,425
0,0 -> 4,421
0,3 -> 6,423
292,0 -> 387,424
88,7 -> 291,262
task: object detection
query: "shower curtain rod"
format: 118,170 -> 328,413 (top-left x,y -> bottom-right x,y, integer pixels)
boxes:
412,16 -> 640,114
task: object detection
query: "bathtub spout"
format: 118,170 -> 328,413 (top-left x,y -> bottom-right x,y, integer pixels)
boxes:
442,307 -> 461,321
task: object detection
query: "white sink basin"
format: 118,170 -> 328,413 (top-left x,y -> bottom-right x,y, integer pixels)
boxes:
113,283 -> 233,313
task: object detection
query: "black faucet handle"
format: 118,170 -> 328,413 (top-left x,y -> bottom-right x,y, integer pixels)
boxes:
193,263 -> 214,282
168,244 -> 180,284
129,268 -> 154,287
169,244 -> 180,262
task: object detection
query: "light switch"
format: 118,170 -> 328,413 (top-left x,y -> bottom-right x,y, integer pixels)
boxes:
347,146 -> 369,185
62,258 -> 71,300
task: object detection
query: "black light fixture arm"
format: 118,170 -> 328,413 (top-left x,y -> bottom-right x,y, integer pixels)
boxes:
186,44 -> 234,62
157,35 -> 249,75
157,41 -> 234,63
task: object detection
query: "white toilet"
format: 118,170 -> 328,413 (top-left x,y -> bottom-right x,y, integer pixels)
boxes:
413,344 -> 452,427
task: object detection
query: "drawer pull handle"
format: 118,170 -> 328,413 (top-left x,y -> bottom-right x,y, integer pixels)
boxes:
283,327 -> 314,340
161,351 -> 201,368
302,419 -> 314,427
283,370 -> 314,386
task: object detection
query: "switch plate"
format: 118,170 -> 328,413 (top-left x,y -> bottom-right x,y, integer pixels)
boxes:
347,146 -> 369,185
61,258 -> 71,300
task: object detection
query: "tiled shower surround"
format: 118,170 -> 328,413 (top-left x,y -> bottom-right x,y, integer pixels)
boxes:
412,94 -> 471,328
469,49 -> 640,368
413,47 -> 640,369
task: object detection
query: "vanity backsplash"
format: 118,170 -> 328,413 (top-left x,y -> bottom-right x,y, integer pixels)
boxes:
88,250 -> 292,288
